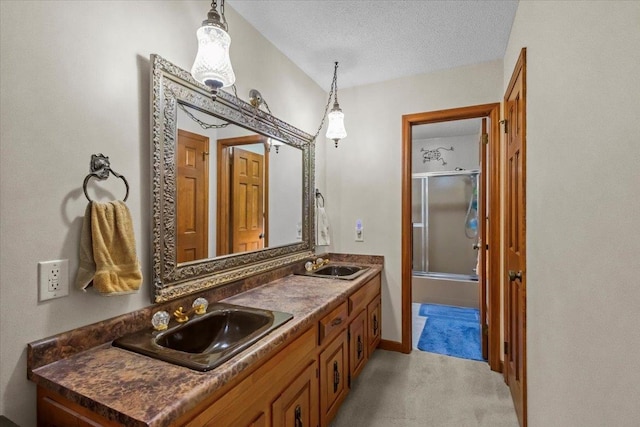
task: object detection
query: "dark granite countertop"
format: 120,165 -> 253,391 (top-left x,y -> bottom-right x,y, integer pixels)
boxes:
29,262 -> 382,427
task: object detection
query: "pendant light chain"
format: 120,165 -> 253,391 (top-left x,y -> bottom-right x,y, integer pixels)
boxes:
177,102 -> 229,129
311,62 -> 339,142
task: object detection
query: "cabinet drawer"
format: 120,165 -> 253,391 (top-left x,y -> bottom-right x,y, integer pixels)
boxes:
319,302 -> 348,345
349,274 -> 381,316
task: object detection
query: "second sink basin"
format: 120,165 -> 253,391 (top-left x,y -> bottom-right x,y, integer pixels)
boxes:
113,303 -> 293,371
302,264 -> 369,280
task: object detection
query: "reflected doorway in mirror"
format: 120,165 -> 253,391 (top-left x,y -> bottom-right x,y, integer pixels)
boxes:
177,129 -> 210,263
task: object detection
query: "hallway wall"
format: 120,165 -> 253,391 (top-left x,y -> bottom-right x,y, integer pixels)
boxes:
504,1 -> 640,425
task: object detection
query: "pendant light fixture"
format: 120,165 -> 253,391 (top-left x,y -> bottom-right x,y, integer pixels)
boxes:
267,138 -> 285,154
325,61 -> 347,147
247,62 -> 347,148
191,0 -> 235,98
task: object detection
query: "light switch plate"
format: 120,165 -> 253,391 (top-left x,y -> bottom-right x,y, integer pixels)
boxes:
355,219 -> 364,242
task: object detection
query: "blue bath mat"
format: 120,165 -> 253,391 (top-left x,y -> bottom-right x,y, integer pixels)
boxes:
417,303 -> 484,361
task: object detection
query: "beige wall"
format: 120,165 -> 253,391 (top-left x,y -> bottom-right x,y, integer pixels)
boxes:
503,1 -> 640,425
325,60 -> 503,343
0,1 -> 326,424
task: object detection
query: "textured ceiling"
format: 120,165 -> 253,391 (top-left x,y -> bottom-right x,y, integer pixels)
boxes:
228,0 -> 519,89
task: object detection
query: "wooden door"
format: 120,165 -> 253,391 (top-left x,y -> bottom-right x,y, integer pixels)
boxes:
479,118 -> 489,359
504,48 -> 527,427
232,147 -> 265,253
177,129 -> 209,263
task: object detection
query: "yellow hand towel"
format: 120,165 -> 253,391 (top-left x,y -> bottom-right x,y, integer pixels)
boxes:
76,201 -> 142,295
75,203 -> 96,291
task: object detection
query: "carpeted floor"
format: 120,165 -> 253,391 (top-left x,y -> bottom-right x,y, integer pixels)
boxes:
417,303 -> 484,361
330,349 -> 519,427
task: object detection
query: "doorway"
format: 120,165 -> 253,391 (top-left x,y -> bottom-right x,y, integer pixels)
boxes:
402,103 -> 502,371
217,135 -> 270,256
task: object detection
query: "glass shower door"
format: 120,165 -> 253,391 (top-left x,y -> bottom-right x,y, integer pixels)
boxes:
412,170 -> 479,280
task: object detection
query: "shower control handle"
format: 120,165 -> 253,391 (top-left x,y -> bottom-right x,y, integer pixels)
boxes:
508,270 -> 523,282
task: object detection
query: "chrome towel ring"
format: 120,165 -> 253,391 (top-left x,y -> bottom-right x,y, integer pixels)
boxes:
83,154 -> 129,202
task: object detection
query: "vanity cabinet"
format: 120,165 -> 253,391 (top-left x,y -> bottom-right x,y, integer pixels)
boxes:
319,272 -> 382,426
182,328 -> 317,427
37,387 -> 117,427
35,271 -> 382,427
347,273 -> 381,386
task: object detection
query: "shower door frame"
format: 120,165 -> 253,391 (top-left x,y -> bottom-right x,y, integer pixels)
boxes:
400,103 -> 502,373
412,169 -> 481,280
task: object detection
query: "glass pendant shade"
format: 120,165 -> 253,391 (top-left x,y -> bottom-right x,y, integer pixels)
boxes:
326,106 -> 347,141
191,25 -> 235,90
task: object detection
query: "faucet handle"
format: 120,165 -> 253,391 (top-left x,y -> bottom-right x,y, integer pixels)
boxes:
192,297 -> 208,315
151,311 -> 170,331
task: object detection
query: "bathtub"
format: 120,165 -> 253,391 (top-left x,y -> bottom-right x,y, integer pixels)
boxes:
412,273 -> 479,309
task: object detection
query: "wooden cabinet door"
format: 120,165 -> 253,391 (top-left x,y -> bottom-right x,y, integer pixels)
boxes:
37,387 -> 117,427
272,362 -> 319,427
319,330 -> 348,426
367,296 -> 381,356
349,310 -> 367,381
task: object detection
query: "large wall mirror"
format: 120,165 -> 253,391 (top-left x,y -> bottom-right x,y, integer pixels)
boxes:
151,55 -> 315,303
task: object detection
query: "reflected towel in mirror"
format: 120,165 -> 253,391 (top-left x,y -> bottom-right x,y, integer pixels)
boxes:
316,206 -> 331,246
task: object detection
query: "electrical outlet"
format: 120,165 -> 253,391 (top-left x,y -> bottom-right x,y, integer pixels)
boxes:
38,259 -> 69,301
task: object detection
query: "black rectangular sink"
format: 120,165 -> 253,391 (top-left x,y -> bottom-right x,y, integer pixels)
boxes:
113,303 -> 293,371
299,264 -> 369,280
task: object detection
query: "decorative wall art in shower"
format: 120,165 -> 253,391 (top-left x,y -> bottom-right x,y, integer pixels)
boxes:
420,146 -> 454,165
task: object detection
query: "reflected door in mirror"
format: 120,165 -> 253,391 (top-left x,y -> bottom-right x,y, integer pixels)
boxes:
232,147 -> 265,254
177,129 -> 209,263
